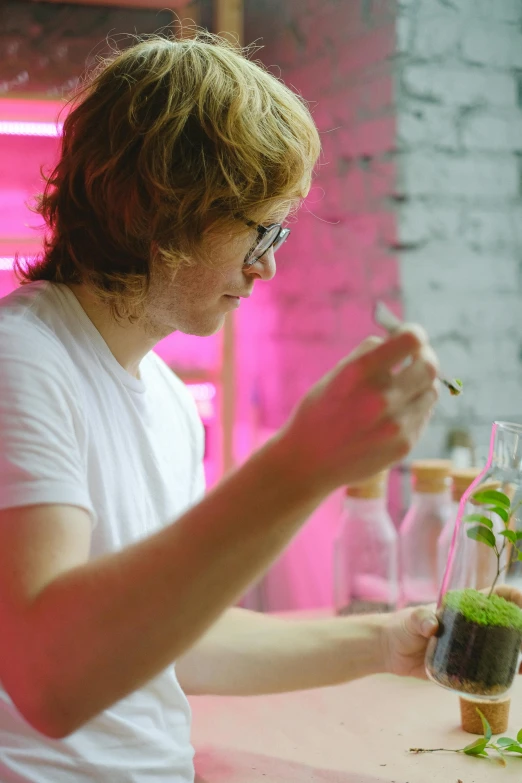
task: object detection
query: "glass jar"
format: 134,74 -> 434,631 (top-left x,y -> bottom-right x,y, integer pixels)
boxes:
333,471 -> 398,615
426,421 -> 522,700
437,468 -> 481,589
399,460 -> 452,607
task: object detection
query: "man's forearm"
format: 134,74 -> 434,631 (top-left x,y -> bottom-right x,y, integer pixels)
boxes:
175,607 -> 386,696
10,434 -> 326,737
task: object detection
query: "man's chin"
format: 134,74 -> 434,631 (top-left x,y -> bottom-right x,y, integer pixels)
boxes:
179,316 -> 226,338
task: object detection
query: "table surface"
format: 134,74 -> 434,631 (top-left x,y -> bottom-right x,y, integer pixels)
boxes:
190,671 -> 522,782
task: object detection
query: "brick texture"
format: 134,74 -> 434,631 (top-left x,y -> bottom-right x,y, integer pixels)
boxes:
395,0 -> 522,460
242,0 -> 401,610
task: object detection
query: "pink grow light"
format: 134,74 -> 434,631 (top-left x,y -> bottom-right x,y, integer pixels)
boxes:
0,258 -> 15,271
0,120 -> 63,137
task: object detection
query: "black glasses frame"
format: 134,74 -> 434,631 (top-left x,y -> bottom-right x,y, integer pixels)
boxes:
242,218 -> 291,267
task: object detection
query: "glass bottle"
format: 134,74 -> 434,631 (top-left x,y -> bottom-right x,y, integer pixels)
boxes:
399,460 -> 452,607
437,468 -> 481,589
426,422 -> 522,700
333,471 -> 398,615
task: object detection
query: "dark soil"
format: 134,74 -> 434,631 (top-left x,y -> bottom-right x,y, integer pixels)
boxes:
426,606 -> 522,696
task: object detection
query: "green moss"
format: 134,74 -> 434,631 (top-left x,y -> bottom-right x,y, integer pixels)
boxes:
443,589 -> 522,631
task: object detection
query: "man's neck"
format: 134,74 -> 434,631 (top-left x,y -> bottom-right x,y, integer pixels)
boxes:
67,284 -> 156,379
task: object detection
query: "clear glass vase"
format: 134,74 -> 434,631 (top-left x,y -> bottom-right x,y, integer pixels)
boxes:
436,468 -> 480,588
426,421 -> 522,700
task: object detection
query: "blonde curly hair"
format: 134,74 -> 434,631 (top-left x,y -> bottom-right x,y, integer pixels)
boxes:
17,32 -> 321,318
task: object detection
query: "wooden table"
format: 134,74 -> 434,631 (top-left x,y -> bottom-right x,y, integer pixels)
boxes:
190,674 -> 522,782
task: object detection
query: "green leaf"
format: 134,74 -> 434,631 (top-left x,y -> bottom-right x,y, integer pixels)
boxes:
491,506 -> 511,525
472,490 -> 511,509
496,737 -> 518,747
477,709 -> 492,741
463,738 -> 489,756
475,505 -> 510,524
463,514 -> 494,529
517,551 -> 522,562
517,728 -> 522,743
467,525 -> 497,549
500,530 -> 517,544
502,744 -> 522,755
488,506 -> 510,524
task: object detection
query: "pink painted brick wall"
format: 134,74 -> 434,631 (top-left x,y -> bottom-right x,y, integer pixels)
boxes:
245,0 -> 401,431
241,0 -> 402,610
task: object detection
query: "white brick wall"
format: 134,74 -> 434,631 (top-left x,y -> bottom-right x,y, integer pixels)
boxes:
401,66 -> 518,107
398,152 -> 520,198
462,111 -> 522,151
396,0 -> 522,460
462,23 -> 522,68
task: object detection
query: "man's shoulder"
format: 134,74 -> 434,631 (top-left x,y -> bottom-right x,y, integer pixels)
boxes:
0,286 -> 77,383
0,314 -> 71,368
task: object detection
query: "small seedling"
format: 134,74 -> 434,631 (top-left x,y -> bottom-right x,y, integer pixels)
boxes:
463,489 -> 522,597
448,378 -> 463,396
410,709 -> 522,766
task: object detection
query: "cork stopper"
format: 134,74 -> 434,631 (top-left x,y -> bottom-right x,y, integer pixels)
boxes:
452,468 -> 481,503
411,459 -> 452,494
346,471 -> 389,499
460,696 -> 510,735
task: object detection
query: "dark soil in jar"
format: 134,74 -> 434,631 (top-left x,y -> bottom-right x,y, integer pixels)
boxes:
426,590 -> 522,696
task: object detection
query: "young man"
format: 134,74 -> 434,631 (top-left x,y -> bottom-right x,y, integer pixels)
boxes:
0,34 -> 441,782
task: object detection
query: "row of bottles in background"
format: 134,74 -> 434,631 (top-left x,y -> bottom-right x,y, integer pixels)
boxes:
399,460 -> 452,607
333,460 -> 497,615
333,471 -> 398,615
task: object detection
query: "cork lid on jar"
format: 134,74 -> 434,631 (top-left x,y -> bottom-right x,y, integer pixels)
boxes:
451,468 -> 481,503
346,471 -> 389,499
411,459 -> 452,494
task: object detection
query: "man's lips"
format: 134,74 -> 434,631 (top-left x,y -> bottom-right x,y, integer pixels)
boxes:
224,292 -> 252,299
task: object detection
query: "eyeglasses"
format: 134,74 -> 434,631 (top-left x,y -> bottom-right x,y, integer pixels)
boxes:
242,218 -> 291,267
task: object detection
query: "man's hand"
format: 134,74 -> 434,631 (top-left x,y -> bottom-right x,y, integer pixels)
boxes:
278,327 -> 439,493
379,605 -> 439,680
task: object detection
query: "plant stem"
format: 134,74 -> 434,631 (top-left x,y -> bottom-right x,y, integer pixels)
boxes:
409,748 -> 461,754
488,546 -> 502,599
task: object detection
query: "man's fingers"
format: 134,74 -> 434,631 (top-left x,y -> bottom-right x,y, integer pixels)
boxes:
358,329 -> 426,377
347,336 -> 383,361
494,585 -> 522,609
388,355 -> 439,409
409,606 -> 439,638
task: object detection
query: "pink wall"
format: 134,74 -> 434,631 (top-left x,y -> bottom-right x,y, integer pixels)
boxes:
243,0 -> 402,610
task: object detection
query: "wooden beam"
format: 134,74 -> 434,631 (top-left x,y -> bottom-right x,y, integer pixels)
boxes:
214,0 -> 243,476
214,0 -> 243,45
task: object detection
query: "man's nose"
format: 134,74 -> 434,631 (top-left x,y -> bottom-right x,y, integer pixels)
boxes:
244,247 -> 276,281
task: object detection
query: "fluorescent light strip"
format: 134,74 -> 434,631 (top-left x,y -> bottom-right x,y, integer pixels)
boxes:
0,121 -> 62,137
0,258 -> 15,270
187,382 -> 216,402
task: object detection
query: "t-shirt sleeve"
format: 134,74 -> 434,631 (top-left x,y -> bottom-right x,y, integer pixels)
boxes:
0,327 -> 95,522
184,390 -> 206,504
191,459 -> 206,504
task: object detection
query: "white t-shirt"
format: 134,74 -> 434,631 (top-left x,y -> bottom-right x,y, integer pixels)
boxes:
0,281 -> 206,782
